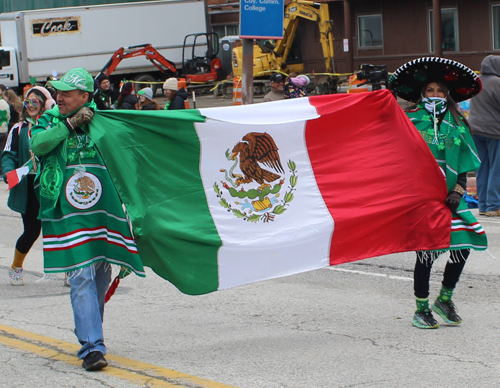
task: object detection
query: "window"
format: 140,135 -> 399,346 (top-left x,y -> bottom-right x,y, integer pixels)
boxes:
0,50 -> 10,68
429,8 -> 458,52
493,5 -> 500,50
358,14 -> 383,48
212,24 -> 239,40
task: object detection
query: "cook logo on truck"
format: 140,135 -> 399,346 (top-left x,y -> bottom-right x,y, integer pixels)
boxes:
32,17 -> 80,37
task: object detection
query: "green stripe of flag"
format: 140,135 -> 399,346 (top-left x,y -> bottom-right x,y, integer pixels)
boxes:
90,109 -> 222,295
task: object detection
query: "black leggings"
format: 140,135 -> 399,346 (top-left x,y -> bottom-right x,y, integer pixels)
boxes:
414,249 -> 469,299
15,175 -> 41,254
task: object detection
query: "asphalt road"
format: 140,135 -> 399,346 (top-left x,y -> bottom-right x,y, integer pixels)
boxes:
1,97 -> 500,387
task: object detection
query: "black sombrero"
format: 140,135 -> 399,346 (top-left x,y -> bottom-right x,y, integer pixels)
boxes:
389,57 -> 481,103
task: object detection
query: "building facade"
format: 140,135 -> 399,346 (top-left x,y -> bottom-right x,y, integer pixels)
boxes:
208,0 -> 500,74
330,0 -> 500,73
4,0 -> 498,74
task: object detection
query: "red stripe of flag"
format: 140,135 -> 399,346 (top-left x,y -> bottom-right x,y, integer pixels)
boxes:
306,90 -> 451,266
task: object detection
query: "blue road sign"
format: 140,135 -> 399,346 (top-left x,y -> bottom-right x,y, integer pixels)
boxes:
240,0 -> 284,39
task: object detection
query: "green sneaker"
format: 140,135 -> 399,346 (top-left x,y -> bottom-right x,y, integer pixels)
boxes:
432,299 -> 462,324
412,310 -> 439,329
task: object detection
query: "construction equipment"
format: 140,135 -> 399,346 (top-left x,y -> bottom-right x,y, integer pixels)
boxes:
229,0 -> 337,95
182,32 -> 225,84
98,44 -> 178,94
0,0 -> 206,91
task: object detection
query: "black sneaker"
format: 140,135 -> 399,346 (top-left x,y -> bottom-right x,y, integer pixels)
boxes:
412,310 -> 439,329
432,299 -> 462,324
82,351 -> 108,371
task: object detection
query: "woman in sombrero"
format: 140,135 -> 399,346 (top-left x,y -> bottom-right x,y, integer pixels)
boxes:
389,57 -> 487,329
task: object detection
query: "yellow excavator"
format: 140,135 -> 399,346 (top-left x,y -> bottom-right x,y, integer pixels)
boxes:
230,0 -> 336,94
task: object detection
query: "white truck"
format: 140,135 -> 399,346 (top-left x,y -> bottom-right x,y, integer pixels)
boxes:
0,0 -> 207,90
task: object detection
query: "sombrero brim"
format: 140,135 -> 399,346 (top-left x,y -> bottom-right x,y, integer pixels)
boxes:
389,57 -> 481,103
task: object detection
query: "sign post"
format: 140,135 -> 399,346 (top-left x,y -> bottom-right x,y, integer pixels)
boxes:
239,0 -> 284,104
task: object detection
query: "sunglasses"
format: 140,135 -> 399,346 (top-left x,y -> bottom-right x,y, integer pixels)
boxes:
23,99 -> 41,108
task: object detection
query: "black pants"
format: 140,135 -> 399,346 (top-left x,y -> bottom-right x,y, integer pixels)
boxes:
15,175 -> 41,254
414,249 -> 469,299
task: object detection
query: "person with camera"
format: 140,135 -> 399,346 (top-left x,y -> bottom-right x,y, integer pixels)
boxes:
389,57 -> 486,329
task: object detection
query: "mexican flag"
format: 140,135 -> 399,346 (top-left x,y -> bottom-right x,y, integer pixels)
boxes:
5,159 -> 33,190
89,90 -> 481,295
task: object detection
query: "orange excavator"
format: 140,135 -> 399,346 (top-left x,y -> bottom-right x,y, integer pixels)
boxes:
97,43 -> 178,93
98,37 -> 226,94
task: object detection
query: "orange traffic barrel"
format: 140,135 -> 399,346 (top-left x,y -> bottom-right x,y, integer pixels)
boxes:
233,77 -> 242,105
347,75 -> 368,93
178,78 -> 187,90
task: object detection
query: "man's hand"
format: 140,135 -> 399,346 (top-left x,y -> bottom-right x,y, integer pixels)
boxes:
67,107 -> 94,129
445,191 -> 462,212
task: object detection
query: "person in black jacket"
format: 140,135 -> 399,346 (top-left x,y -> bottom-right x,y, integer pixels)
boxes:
162,78 -> 187,110
93,74 -> 119,110
116,82 -> 138,110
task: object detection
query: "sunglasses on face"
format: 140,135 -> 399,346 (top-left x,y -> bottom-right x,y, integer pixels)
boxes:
23,99 -> 41,108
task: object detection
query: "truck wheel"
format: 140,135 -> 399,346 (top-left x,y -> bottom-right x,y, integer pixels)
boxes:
134,74 -> 157,95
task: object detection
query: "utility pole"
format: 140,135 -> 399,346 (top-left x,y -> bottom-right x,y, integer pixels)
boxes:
343,0 -> 353,73
433,0 -> 442,57
242,39 -> 254,105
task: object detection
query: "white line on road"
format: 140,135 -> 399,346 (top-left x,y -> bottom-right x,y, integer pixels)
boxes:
326,267 -> 413,282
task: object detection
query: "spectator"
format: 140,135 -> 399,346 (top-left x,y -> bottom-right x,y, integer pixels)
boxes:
93,74 -> 119,110
116,82 -> 138,110
162,78 -> 187,110
468,55 -> 500,217
138,87 -> 159,110
284,74 -> 309,99
4,89 -> 23,128
262,73 -> 285,102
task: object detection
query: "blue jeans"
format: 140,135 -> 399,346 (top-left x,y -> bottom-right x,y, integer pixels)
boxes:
69,264 -> 112,359
473,135 -> 500,212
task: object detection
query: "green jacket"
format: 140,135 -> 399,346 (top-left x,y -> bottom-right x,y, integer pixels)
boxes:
30,101 -> 96,218
1,121 -> 33,214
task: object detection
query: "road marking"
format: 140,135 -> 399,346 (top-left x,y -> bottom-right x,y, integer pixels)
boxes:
0,324 -> 238,388
326,267 -> 414,281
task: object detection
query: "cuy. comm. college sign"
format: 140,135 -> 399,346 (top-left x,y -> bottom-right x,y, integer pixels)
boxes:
240,0 -> 284,39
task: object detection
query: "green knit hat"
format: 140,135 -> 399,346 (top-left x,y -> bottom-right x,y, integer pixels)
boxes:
49,68 -> 95,93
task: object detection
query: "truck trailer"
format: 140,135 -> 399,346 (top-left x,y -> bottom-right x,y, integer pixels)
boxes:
0,0 -> 207,90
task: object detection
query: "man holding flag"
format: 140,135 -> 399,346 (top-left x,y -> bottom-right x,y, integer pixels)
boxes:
30,68 -> 144,371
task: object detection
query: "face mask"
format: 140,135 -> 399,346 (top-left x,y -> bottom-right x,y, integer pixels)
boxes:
422,96 -> 447,115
